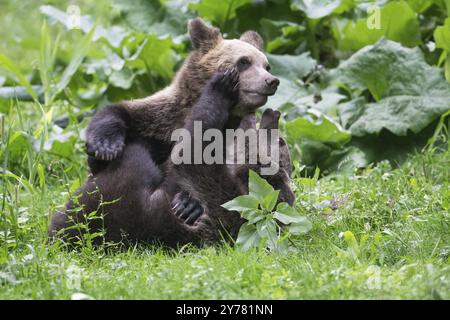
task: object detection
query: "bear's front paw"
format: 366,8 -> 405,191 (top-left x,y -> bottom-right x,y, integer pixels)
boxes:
259,108 -> 281,131
86,136 -> 125,161
171,191 -> 205,225
209,68 -> 240,104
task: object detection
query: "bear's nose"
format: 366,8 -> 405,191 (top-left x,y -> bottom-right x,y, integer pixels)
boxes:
265,77 -> 280,90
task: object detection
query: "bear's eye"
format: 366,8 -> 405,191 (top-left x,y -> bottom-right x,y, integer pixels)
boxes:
238,57 -> 251,67
266,64 -> 271,72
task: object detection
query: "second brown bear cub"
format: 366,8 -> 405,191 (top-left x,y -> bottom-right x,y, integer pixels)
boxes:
48,19 -> 295,247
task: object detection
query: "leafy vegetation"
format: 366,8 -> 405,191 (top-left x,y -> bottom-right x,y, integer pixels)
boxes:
0,0 -> 449,299
222,170 -> 312,252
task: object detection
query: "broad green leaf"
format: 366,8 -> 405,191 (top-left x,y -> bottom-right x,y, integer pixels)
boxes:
322,146 -> 368,175
242,210 -> 266,224
350,96 -> 450,136
265,80 -> 307,110
260,19 -> 305,53
189,0 -> 251,29
261,190 -> 280,211
291,0 -> 342,19
285,110 -> 351,145
333,39 -> 450,136
274,204 -> 312,235
236,222 -> 261,251
288,219 -> 313,235
406,0 -> 435,13
256,219 -> 278,249
113,0 -> 193,38
267,53 -> 316,81
434,18 -> 450,52
41,127 -> 78,158
264,53 -> 316,110
335,1 -> 421,51
273,202 -> 312,231
248,170 -> 275,201
221,194 -> 259,212
126,35 -> 178,79
109,69 -> 136,89
5,131 -> 32,158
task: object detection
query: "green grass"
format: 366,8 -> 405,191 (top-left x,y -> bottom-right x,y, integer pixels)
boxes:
1,100 -> 449,299
0,0 -> 449,300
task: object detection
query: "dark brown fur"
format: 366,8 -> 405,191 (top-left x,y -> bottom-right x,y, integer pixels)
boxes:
49,19 -> 294,248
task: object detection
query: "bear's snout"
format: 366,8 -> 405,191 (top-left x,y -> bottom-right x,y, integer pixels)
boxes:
265,76 -> 280,91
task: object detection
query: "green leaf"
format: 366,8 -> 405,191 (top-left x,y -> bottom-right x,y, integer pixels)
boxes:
291,0 -> 342,19
288,220 -> 313,235
260,19 -> 305,53
42,127 -> 78,158
285,110 -> 351,145
256,219 -> 278,249
275,201 -> 313,235
434,18 -> 450,52
335,1 -> 421,51
221,194 -> 259,212
113,0 -> 193,38
109,69 -> 136,89
263,53 -> 316,110
6,131 -> 33,158
406,0 -> 435,13
267,53 -> 316,82
248,170 -> 275,202
189,0 -> 251,29
242,210 -> 266,224
333,39 -> 450,136
261,190 -> 280,211
236,222 -> 261,251
126,35 -> 178,79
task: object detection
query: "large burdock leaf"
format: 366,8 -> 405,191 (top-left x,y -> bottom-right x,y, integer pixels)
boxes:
189,0 -> 251,29
126,35 -> 178,79
333,39 -> 450,136
265,53 -> 316,110
335,1 -> 421,51
291,0 -> 342,19
286,110 -> 351,145
113,0 -> 193,38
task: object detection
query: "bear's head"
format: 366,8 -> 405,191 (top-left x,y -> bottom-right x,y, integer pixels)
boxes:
185,18 -> 279,115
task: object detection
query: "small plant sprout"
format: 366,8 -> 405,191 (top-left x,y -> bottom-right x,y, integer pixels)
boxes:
222,170 -> 312,252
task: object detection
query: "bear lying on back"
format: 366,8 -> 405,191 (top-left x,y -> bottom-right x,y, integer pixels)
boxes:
48,19 -> 295,248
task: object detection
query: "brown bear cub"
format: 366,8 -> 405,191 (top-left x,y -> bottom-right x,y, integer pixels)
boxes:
49,19 -> 295,248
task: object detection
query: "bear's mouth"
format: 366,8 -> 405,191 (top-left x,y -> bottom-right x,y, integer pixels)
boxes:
243,90 -> 276,97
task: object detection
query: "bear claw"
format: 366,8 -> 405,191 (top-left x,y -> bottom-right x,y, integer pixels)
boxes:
171,191 -> 204,225
86,138 -> 125,162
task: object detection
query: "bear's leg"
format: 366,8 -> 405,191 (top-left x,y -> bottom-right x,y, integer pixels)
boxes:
231,109 -> 295,205
49,140 -> 208,246
85,104 -> 130,173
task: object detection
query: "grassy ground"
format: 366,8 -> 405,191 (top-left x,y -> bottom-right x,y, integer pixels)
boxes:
0,0 -> 449,300
1,102 -> 449,299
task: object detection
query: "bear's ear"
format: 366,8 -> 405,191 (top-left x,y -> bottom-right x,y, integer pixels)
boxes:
240,31 -> 264,51
188,18 -> 221,52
